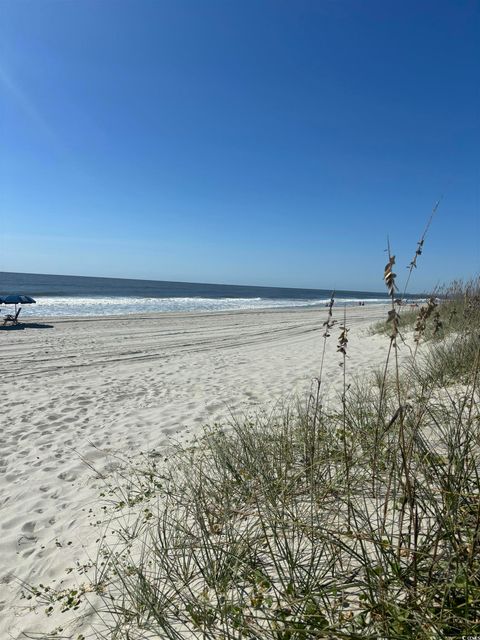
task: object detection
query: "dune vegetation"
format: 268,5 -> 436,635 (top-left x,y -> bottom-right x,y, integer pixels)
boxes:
84,252 -> 480,637
25,239 -> 480,640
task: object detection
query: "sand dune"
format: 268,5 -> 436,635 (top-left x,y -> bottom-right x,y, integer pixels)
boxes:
0,304 -> 391,638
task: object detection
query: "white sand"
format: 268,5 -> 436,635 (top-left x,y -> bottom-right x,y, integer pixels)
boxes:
0,304 -> 392,638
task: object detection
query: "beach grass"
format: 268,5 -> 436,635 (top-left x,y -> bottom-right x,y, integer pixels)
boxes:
71,271 -> 480,639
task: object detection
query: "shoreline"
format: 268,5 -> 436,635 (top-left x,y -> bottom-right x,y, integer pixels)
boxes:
1,300 -> 393,323
3,301 -> 391,323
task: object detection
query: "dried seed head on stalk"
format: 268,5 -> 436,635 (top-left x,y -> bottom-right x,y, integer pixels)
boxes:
404,199 -> 440,294
414,297 -> 437,343
408,238 -> 424,270
448,306 -> 457,324
337,324 -> 349,357
384,255 -> 397,297
433,310 -> 443,336
387,308 -> 400,324
387,308 -> 400,339
322,292 -> 336,337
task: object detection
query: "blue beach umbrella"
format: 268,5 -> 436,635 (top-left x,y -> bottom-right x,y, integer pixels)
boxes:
0,294 -> 36,317
0,295 -> 37,305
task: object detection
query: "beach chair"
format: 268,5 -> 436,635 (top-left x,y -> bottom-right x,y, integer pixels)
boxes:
3,307 -> 22,325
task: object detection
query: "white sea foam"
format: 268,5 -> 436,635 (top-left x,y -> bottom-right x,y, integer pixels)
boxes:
4,296 -> 392,318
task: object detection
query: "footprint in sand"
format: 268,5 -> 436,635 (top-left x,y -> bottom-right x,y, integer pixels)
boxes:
22,521 -> 36,533
17,535 -> 37,547
58,471 -> 76,482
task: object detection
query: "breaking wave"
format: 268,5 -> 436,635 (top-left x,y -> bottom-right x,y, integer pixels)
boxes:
12,296 -> 391,318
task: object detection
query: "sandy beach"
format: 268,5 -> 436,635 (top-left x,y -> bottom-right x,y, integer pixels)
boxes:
0,304 -> 390,638
1,1 -> 475,634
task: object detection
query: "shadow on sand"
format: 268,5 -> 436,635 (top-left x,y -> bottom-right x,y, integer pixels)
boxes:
0,322 -> 54,331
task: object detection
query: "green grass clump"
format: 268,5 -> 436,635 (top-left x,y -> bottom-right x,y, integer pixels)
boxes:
373,276 -> 480,343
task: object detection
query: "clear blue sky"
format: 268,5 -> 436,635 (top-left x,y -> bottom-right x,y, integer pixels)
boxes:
0,0 -> 478,292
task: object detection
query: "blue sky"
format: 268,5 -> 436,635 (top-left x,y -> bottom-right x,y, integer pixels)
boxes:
0,0 -> 478,292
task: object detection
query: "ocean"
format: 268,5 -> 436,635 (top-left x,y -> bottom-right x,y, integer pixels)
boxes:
0,271 -> 393,318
